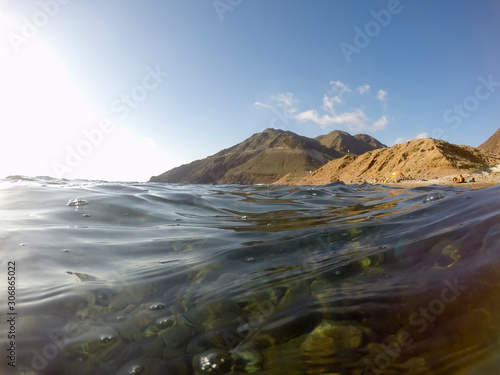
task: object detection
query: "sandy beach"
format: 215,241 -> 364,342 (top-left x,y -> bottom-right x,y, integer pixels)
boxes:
380,171 -> 500,190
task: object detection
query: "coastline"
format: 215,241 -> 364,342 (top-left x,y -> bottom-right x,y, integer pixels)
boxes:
367,172 -> 500,190
274,169 -> 500,190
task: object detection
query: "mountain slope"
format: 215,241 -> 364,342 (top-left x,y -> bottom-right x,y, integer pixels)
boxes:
315,130 -> 386,155
149,129 -> 336,184
150,128 -> 385,184
293,138 -> 500,185
478,127 -> 500,154
353,133 -> 386,150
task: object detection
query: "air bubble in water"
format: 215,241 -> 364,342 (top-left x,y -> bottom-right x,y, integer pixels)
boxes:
244,256 -> 256,263
129,364 -> 144,374
423,190 -> 444,203
194,349 -> 231,374
67,197 -> 88,206
148,302 -> 165,311
96,289 -> 113,306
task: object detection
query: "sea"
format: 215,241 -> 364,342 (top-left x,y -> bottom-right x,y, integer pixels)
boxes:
1,175 -> 500,375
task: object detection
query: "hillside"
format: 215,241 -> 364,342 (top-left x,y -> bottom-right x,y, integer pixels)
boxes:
478,127 -> 500,154
149,128 -> 385,184
280,138 -> 500,185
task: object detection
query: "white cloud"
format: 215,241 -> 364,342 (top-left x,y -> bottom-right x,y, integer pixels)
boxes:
330,80 -> 351,93
393,137 -> 406,145
377,89 -> 388,106
254,92 -> 299,128
371,116 -> 388,131
254,92 -> 298,115
415,132 -> 429,139
356,84 -> 370,95
321,94 -> 343,113
320,80 -> 356,113
295,108 -> 368,131
392,132 -> 430,145
255,81 -> 389,133
254,101 -> 274,110
275,92 -> 298,114
296,82 -> 388,132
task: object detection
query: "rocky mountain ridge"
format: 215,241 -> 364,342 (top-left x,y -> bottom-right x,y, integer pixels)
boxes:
150,128 -> 385,184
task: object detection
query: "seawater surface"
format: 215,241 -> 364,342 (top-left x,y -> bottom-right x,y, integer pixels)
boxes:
1,176 -> 500,374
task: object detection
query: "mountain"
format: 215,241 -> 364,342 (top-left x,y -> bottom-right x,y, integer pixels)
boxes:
289,138 -> 500,185
352,133 -> 387,150
478,128 -> 500,154
315,130 -> 386,155
149,128 -> 385,184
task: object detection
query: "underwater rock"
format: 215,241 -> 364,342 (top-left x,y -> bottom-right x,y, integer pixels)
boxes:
186,300 -> 246,333
260,334 -> 306,374
141,337 -> 165,358
76,304 -> 106,321
158,324 -> 196,358
62,325 -> 122,358
232,348 -> 263,373
106,314 -> 142,341
115,357 -> 189,375
250,310 -> 321,348
107,282 -> 157,312
300,320 -> 363,356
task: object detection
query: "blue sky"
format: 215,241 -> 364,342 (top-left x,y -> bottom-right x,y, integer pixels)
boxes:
1,0 -> 500,181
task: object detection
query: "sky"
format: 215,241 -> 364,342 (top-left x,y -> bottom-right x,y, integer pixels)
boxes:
1,0 -> 499,181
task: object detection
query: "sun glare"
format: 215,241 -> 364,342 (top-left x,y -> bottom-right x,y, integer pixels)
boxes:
0,12 -> 100,177
0,10 -> 176,182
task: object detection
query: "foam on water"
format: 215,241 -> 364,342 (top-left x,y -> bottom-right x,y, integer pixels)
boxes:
1,176 -> 500,374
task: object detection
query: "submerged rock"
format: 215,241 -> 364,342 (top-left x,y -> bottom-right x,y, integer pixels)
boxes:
232,348 -> 263,373
115,357 -> 189,375
300,320 -> 363,356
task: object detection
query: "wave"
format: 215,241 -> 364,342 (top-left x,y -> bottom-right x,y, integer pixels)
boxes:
1,180 -> 499,374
